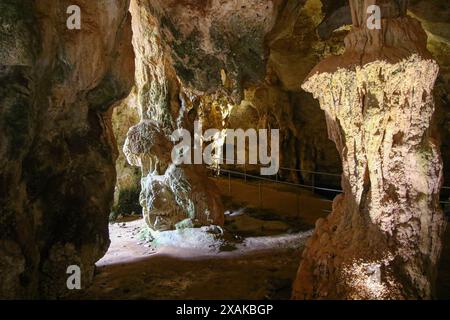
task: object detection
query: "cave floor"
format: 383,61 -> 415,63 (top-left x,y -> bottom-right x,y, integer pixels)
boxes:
70,219 -> 307,300
68,177 -> 450,300
68,178 -> 327,300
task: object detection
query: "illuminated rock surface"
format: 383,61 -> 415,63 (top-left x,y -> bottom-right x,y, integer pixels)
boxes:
293,0 -> 446,299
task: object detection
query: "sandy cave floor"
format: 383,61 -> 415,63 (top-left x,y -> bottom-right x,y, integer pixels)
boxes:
68,177 -> 450,300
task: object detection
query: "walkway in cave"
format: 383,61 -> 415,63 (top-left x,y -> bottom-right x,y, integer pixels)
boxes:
69,177 -> 450,300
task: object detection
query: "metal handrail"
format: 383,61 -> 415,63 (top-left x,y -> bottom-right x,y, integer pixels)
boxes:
209,165 -> 343,194
212,156 -> 342,179
212,156 -> 450,192
208,161 -> 450,207
279,167 -> 341,177
217,168 -> 343,193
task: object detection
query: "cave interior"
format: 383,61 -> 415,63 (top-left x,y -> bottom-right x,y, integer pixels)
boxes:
0,0 -> 449,300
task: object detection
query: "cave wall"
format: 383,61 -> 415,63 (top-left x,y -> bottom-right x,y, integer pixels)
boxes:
0,0 -> 134,298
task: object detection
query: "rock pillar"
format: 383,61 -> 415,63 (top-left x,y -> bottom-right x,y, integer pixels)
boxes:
293,0 -> 446,299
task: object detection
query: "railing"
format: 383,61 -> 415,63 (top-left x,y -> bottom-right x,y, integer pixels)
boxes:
216,168 -> 343,194
207,158 -> 450,208
208,167 -> 336,215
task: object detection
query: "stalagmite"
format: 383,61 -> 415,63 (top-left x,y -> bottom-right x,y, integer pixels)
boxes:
293,0 -> 446,299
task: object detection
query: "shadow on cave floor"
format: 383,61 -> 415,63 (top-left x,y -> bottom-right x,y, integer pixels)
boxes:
69,247 -> 304,300
67,177 -> 450,300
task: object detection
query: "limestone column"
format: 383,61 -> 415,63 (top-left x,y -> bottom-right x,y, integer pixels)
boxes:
293,0 -> 446,299
124,0 -> 224,232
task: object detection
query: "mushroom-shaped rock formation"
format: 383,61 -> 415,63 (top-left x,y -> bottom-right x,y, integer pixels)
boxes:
124,120 -> 224,231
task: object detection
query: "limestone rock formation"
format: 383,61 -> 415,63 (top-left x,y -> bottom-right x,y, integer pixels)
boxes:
129,0 -> 279,123
0,0 -> 134,298
124,119 -> 224,231
126,0 -> 344,231
313,0 -> 450,192
123,0 -> 233,232
293,0 -> 446,299
147,0 -> 280,103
